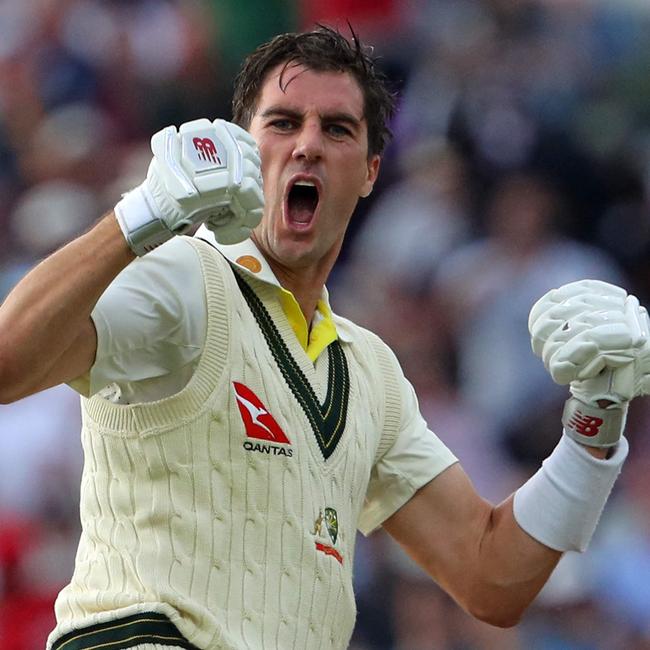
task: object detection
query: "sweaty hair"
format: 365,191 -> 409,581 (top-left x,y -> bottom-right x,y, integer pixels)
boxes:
232,26 -> 396,157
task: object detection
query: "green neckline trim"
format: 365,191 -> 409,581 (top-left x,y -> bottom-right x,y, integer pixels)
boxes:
234,269 -> 349,460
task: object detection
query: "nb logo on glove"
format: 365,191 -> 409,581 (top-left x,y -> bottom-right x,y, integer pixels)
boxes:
184,133 -> 227,171
193,138 -> 221,164
567,410 -> 603,437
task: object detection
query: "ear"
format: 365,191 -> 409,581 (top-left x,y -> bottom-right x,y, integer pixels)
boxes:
360,155 -> 381,198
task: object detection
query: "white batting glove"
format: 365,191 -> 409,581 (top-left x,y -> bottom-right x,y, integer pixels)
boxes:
529,280 -> 647,384
115,118 -> 263,256
529,279 -> 650,446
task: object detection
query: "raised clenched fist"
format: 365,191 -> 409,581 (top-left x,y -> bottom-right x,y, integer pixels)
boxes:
115,118 -> 264,256
528,279 -> 647,385
529,279 -> 650,446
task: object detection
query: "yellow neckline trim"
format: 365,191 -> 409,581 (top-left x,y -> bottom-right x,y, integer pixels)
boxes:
279,288 -> 338,362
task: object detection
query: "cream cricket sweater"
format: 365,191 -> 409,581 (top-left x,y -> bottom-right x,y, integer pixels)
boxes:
48,238 -> 411,650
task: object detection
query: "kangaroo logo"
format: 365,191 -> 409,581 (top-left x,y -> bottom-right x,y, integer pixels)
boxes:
232,382 -> 290,444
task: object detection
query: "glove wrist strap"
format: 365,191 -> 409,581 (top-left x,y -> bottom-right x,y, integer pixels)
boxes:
114,183 -> 173,256
562,396 -> 628,448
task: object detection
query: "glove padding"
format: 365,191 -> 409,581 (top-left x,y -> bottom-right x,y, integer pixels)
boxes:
529,279 -> 650,447
529,279 -> 647,385
115,118 -> 263,255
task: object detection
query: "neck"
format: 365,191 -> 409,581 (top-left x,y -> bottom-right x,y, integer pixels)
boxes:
255,248 -> 339,325
249,231 -> 345,324
267,260 -> 329,325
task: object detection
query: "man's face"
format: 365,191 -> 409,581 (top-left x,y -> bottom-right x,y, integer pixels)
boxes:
248,63 -> 380,273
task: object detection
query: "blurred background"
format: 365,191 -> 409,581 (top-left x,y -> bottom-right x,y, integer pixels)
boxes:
2,0 -> 650,647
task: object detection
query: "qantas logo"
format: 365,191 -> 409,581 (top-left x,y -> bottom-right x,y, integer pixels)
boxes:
233,382 -> 293,456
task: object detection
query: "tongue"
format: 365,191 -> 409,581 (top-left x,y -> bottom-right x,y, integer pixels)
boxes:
289,195 -> 315,224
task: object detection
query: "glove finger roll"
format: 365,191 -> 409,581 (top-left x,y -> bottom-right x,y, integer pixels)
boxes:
529,281 -> 628,331
215,119 -> 258,149
539,313 -> 628,364
535,315 -> 612,368
241,145 -> 262,170
235,176 -> 265,212
530,294 -> 627,340
150,128 -> 198,201
240,158 -> 263,188
545,324 -> 640,383
623,295 -> 648,349
548,279 -> 627,302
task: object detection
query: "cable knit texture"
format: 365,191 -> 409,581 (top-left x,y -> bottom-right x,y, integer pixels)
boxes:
48,238 -> 403,650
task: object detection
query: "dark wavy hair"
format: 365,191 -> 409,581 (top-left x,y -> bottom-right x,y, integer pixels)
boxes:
232,25 -> 396,157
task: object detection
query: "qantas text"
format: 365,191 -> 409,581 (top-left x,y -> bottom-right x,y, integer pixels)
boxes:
243,441 -> 294,457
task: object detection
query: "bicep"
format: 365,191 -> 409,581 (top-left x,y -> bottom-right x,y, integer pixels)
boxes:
33,318 -> 98,396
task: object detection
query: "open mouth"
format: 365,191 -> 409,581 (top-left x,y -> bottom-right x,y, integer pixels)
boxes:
286,179 -> 320,227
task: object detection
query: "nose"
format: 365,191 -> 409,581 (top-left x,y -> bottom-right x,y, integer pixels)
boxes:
292,123 -> 324,163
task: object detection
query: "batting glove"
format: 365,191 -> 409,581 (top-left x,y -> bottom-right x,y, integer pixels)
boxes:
115,118 -> 263,256
529,279 -> 650,447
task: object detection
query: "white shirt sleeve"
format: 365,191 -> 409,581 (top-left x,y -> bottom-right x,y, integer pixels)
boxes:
69,237 -> 207,404
358,369 -> 458,536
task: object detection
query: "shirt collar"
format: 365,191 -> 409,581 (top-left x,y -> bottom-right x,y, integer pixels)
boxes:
195,225 -> 282,287
193,226 -> 353,343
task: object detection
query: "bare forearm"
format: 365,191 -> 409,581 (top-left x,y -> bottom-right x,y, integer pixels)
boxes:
411,494 -> 561,627
385,467 -> 561,628
468,496 -> 561,625
0,213 -> 134,400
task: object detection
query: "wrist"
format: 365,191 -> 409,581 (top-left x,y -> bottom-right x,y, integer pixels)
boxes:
513,434 -> 628,552
114,182 -> 174,256
562,395 -> 628,448
582,445 -> 611,460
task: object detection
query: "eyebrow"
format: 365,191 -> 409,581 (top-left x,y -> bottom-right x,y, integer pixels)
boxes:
259,106 -> 363,130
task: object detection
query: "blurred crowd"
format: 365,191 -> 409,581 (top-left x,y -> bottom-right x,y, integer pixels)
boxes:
2,0 -> 650,648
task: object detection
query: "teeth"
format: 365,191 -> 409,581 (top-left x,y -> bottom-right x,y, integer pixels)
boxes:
294,180 -> 315,187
